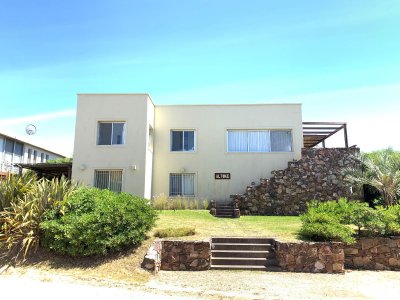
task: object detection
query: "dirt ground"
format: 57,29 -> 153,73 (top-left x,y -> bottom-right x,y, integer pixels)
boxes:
2,267 -> 400,300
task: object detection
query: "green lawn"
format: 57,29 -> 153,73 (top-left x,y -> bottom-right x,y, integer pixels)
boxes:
153,210 -> 301,241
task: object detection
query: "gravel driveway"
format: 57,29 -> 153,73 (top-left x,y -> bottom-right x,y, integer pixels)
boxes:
2,268 -> 400,300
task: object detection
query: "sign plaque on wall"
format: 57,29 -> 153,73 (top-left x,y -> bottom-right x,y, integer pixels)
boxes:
215,173 -> 231,180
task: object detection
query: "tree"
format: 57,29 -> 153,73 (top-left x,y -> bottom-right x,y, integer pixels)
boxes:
345,148 -> 400,207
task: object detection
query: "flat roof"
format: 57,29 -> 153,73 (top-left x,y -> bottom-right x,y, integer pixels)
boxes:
76,94 -> 301,107
0,132 -> 65,158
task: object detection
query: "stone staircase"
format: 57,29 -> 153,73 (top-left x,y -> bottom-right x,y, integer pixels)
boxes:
210,237 -> 280,271
214,201 -> 235,218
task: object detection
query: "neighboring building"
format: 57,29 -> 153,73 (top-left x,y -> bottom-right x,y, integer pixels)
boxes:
0,132 -> 65,176
72,94 -> 303,201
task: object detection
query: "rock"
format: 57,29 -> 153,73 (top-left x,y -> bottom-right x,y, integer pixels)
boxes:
353,257 -> 364,267
388,258 -> 399,266
314,261 -> 324,271
344,247 -> 358,255
333,263 -> 344,272
190,259 -> 199,268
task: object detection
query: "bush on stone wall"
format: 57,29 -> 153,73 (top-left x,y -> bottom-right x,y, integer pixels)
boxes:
40,187 -> 157,256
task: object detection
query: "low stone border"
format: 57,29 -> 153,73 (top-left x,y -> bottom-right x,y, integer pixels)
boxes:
161,240 -> 211,271
274,240 -> 344,273
142,239 -> 211,274
344,237 -> 400,271
142,236 -> 400,274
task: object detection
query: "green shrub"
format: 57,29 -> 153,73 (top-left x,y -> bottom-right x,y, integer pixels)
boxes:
299,208 -> 355,243
299,221 -> 355,244
40,188 -> 157,256
376,205 -> 400,236
154,227 -> 195,238
300,198 -> 400,243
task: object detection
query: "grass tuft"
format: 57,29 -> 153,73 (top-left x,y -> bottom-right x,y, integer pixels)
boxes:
154,227 -> 196,238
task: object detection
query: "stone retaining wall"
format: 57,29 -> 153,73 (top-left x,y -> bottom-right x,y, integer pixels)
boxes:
275,240 -> 345,273
344,237 -> 400,271
161,240 -> 211,271
143,236 -> 400,274
232,148 -> 360,215
141,240 -> 162,274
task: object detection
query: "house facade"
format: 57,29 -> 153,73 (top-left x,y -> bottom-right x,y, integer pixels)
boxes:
0,132 -> 65,176
72,94 -> 303,201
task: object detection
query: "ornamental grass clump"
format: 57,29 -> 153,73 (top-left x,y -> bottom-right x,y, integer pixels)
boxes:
40,187 -> 157,256
0,174 -> 79,261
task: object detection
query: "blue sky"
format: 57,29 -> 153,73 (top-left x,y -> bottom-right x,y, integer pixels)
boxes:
0,0 -> 399,156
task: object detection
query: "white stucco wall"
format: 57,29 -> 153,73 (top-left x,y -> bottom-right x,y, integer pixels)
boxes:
72,94 -> 154,198
72,94 -> 303,201
152,104 -> 303,201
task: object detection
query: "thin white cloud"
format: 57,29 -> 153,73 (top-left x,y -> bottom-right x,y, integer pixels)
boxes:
0,109 -> 76,126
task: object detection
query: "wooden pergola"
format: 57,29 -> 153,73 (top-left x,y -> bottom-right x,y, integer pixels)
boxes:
303,122 -> 348,148
15,162 -> 72,180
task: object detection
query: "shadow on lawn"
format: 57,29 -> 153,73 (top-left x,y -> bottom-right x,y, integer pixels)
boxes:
0,236 -> 154,273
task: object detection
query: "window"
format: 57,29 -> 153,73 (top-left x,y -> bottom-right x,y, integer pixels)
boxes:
40,153 -> 44,163
33,150 -> 37,163
4,139 -> 14,154
227,130 -> 292,152
28,149 -> 32,163
97,122 -> 126,145
94,170 -> 123,193
170,130 -> 195,152
169,173 -> 195,196
45,154 -> 49,162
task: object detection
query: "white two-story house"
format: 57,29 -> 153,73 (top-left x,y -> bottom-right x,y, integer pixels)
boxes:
72,94 -> 303,201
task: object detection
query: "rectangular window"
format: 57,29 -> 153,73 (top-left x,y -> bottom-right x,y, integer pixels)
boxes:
28,149 -> 32,163
14,142 -> 23,157
40,153 -> 44,163
97,122 -> 126,145
169,173 -> 195,196
227,130 -> 292,152
45,154 -> 49,162
94,170 -> 123,193
170,130 -> 195,152
4,139 -> 14,154
33,150 -> 37,163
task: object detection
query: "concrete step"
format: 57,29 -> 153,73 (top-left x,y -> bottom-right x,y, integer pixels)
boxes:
210,265 -> 282,271
211,250 -> 274,258
212,243 -> 272,251
216,209 -> 234,213
212,237 -> 274,244
215,215 -> 234,218
211,257 -> 278,266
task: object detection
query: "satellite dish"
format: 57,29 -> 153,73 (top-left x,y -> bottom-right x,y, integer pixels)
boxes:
25,124 -> 37,135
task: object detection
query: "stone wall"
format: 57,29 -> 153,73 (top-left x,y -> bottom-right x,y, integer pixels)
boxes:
232,148 -> 360,215
344,237 -> 400,271
161,240 -> 211,271
275,240 -> 345,273
141,240 -> 162,274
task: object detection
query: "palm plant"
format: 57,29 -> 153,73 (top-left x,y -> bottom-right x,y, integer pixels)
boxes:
345,149 -> 400,207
